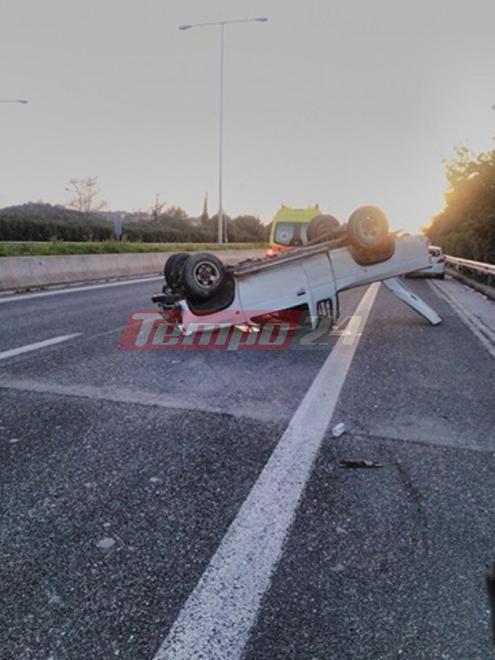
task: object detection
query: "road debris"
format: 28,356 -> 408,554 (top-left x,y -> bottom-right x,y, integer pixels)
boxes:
96,537 -> 115,550
486,561 -> 495,645
337,459 -> 384,469
332,423 -> 346,438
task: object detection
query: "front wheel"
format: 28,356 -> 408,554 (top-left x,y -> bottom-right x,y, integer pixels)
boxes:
347,206 -> 389,249
183,252 -> 226,300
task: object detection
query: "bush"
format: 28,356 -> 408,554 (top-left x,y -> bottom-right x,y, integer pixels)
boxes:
0,203 -> 113,241
123,220 -> 209,243
0,203 -> 270,244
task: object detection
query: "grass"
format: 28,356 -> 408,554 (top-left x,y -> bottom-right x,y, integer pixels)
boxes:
0,241 -> 267,257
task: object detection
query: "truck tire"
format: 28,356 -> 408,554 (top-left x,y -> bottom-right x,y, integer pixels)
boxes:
347,206 -> 389,249
307,214 -> 340,242
164,252 -> 189,289
183,252 -> 226,299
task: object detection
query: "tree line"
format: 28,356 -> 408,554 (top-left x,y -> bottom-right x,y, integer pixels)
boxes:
0,183 -> 268,243
425,146 -> 495,262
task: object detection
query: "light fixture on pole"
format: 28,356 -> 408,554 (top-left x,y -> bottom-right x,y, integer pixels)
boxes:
179,17 -> 268,244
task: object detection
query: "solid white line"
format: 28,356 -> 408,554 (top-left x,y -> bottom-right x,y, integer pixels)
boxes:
153,282 -> 380,660
0,334 -> 81,360
0,276 -> 162,304
429,280 -> 495,360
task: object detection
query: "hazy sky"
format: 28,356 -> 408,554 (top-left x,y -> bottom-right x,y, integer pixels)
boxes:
1,0 -> 495,232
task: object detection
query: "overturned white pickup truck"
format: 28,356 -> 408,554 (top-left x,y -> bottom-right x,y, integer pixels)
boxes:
152,206 -> 441,329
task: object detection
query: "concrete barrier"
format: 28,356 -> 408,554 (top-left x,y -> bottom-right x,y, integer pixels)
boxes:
0,250 -> 265,292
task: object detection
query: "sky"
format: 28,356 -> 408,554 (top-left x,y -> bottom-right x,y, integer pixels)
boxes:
1,0 -> 495,233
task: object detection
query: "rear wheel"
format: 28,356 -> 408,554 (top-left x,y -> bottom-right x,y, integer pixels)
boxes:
183,252 -> 226,300
307,214 -> 340,242
347,206 -> 389,249
164,252 -> 189,289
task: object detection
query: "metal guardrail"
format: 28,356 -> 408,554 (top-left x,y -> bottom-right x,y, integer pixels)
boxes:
446,255 -> 495,281
445,255 -> 495,299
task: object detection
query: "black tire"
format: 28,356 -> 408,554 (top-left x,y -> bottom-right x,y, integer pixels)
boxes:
164,252 -> 190,289
347,206 -> 389,249
437,273 -> 445,280
307,214 -> 340,242
183,252 -> 225,300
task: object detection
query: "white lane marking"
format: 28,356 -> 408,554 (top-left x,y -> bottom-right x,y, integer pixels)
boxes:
0,276 -> 162,304
0,334 -> 81,361
429,280 -> 495,360
153,282 -> 380,660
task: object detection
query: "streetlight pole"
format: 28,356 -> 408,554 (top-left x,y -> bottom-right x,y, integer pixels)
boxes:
218,22 -> 224,243
179,17 -> 268,244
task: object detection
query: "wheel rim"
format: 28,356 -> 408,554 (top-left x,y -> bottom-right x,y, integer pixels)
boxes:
360,216 -> 380,241
193,261 -> 221,289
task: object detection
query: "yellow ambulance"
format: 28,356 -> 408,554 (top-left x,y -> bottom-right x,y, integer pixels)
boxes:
267,205 -> 321,256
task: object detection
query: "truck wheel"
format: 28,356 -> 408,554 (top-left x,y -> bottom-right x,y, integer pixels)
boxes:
347,206 -> 389,249
164,252 -> 189,289
307,214 -> 340,242
183,252 -> 225,299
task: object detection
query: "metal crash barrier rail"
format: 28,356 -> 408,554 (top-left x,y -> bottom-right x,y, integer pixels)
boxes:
446,255 -> 495,298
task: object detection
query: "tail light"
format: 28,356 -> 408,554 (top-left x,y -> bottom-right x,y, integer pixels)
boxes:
267,245 -> 292,258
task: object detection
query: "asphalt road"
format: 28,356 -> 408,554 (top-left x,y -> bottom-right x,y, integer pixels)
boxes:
1,273 -> 494,660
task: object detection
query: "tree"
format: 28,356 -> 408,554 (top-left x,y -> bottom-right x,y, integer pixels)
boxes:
165,206 -> 188,220
150,193 -> 166,224
66,177 -> 107,213
230,215 -> 266,242
425,145 -> 495,262
201,192 -> 209,224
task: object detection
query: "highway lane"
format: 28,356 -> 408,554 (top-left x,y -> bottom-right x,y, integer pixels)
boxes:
1,275 -> 494,659
0,276 -> 366,424
246,278 -> 495,659
0,275 -> 363,660
0,276 -> 162,354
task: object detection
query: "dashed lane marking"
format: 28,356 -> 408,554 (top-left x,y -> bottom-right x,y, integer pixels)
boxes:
0,334 -> 81,361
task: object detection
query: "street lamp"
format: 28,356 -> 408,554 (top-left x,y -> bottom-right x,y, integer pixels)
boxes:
0,99 -> 28,104
179,17 -> 268,243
